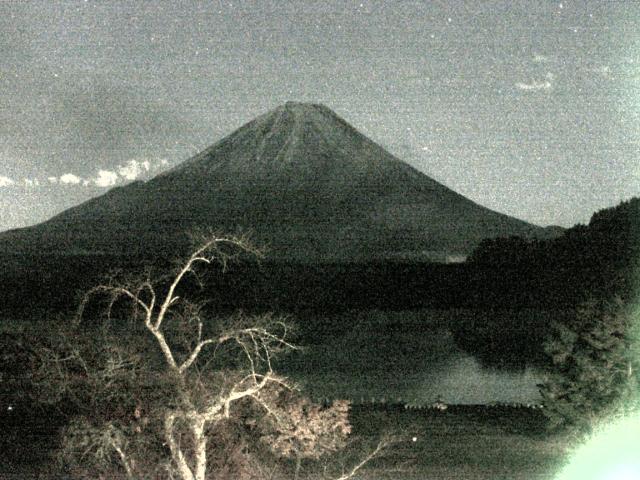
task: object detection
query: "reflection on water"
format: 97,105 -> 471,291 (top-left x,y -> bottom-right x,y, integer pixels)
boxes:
410,356 -> 542,404
280,323 -> 543,405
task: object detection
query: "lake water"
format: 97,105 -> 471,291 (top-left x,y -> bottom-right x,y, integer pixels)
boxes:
279,320 -> 543,405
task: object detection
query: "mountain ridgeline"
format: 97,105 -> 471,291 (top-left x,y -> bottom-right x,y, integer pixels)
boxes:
0,102 -> 555,261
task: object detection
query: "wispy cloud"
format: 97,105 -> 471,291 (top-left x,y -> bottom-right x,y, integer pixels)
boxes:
516,80 -> 552,91
588,65 -> 612,78
533,54 -> 550,63
60,173 -> 82,185
94,170 -> 119,187
516,72 -> 553,91
10,158 -> 172,190
0,175 -> 15,187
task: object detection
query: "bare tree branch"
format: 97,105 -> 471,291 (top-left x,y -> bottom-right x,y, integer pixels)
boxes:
332,436 -> 396,480
40,232 -> 363,480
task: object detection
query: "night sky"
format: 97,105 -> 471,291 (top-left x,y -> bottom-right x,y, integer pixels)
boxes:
1,1 -> 638,232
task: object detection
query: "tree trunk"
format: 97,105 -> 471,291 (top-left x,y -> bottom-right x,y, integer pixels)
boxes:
192,416 -> 208,480
164,412 -> 196,480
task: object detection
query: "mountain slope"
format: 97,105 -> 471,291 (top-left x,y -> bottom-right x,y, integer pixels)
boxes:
0,102 -> 556,261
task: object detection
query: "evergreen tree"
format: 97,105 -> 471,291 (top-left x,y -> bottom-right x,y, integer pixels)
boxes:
539,297 -> 639,432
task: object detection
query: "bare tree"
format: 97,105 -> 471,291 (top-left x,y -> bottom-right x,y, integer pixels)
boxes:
98,234 -> 296,479
32,233 -> 394,479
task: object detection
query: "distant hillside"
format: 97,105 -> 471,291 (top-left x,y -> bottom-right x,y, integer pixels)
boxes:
471,197 -> 639,299
451,197 -> 640,369
0,102 -> 557,261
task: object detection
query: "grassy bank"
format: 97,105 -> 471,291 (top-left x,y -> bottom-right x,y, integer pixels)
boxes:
309,404 -> 570,480
1,404 -> 570,479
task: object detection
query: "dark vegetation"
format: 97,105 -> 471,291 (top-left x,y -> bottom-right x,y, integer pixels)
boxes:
0,400 -> 567,479
2,199 -> 637,372
0,198 -> 637,477
469,198 -> 639,302
456,197 -> 639,369
347,403 -> 567,479
539,296 -> 640,432
0,256 -> 560,316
